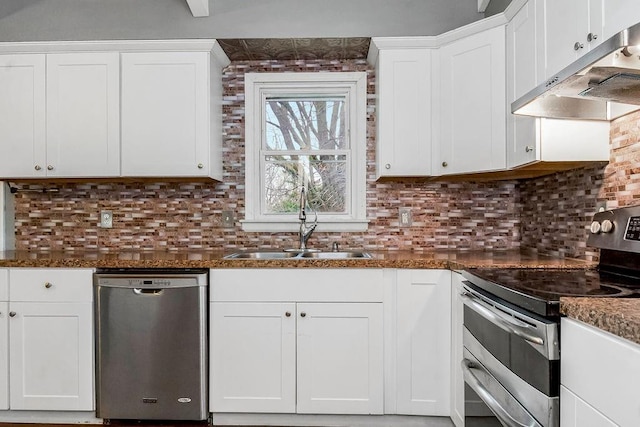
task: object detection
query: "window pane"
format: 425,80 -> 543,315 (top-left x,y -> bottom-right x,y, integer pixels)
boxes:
265,98 -> 347,151
264,155 -> 347,214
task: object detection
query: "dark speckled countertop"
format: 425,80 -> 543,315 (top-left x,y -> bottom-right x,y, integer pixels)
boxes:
560,298 -> 640,346
0,248 -> 593,270
3,248 -> 638,345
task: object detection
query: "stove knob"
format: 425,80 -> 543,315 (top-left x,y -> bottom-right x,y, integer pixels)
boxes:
590,221 -> 601,234
601,219 -> 614,233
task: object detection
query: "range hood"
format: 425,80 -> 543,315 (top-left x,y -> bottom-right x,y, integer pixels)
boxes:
512,21 -> 640,121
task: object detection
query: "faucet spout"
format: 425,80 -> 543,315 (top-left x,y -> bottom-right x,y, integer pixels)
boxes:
298,187 -> 317,250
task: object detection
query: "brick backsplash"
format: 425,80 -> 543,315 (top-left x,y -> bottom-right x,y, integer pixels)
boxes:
12,59 -> 521,252
520,110 -> 640,261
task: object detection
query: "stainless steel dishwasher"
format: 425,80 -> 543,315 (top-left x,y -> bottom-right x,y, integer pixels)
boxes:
94,269 -> 208,421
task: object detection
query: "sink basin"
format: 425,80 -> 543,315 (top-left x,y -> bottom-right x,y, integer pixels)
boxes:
297,251 -> 372,259
223,251 -> 299,260
224,250 -> 372,260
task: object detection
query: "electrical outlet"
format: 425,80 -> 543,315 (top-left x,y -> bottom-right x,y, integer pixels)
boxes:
399,207 -> 412,227
100,210 -> 113,228
221,210 -> 234,228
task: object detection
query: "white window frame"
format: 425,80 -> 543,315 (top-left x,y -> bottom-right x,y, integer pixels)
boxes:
242,72 -> 369,232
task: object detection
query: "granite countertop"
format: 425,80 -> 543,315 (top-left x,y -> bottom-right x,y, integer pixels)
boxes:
560,297 -> 640,346
0,248 -> 594,270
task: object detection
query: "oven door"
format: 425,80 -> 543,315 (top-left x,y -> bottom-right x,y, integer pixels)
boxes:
462,282 -> 559,427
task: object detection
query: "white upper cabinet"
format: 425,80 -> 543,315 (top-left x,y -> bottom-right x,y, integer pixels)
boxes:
507,0 -> 540,168
0,41 -> 227,180
46,52 -> 120,177
0,55 -> 46,178
435,25 -> 507,175
601,0 -> 640,42
375,47 -> 433,178
121,52 -> 211,178
0,53 -> 119,178
538,0 -> 603,80
507,1 -> 610,169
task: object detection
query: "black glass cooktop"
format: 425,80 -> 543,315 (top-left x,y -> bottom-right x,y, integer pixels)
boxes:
461,268 -> 640,317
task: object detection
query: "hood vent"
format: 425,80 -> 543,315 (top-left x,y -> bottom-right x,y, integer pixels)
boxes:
512,22 -> 640,121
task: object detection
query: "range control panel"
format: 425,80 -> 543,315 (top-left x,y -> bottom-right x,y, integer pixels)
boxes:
588,205 -> 640,252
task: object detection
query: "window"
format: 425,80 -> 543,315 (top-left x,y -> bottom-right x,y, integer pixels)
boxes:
242,72 -> 368,232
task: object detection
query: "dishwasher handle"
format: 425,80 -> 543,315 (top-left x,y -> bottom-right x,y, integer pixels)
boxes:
133,288 -> 164,296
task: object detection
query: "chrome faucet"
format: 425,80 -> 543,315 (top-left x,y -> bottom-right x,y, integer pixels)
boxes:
298,187 -> 317,251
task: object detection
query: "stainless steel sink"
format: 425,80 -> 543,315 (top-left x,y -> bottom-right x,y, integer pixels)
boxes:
224,250 -> 372,260
223,251 -> 300,260
297,251 -> 372,259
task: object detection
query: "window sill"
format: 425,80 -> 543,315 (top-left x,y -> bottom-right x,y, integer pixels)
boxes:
240,219 -> 370,233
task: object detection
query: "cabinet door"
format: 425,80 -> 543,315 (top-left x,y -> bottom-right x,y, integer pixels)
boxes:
121,52 -> 210,177
0,54 -> 46,178
296,302 -> 383,415
560,386 -> 617,427
376,48 -> 432,178
9,302 -> 93,410
450,273 -> 464,427
210,302 -> 296,413
540,0 -> 588,79
0,301 -> 8,411
394,270 -> 451,416
602,0 -> 640,41
561,318 -> 640,426
436,26 -> 506,175
46,53 -> 120,177
507,0 -> 540,168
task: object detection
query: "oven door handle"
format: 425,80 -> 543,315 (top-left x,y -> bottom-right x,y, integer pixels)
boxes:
462,358 -> 542,427
461,291 -> 544,346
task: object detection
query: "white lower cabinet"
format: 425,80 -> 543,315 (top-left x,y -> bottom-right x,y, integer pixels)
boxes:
449,272 -> 464,427
561,318 -> 640,427
296,302 -> 383,414
0,269 -> 8,411
210,302 -> 297,413
210,269 -> 384,415
561,386 -> 617,427
4,268 -> 94,411
385,269 -> 451,416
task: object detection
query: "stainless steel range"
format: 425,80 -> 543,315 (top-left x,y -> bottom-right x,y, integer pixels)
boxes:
460,205 -> 640,427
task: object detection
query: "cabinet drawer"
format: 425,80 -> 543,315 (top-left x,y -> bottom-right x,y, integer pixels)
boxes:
211,269 -> 384,302
0,269 -> 7,301
9,269 -> 93,302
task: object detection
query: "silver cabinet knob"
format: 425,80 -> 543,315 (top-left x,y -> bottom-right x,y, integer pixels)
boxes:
574,42 -> 584,50
587,33 -> 598,42
285,311 -> 291,317
47,165 -> 54,171
525,146 -> 534,153
300,312 -> 307,318
385,163 -> 391,170
34,165 -> 42,171
9,311 -> 16,317
442,161 -> 448,167
44,282 -> 53,289
197,163 -> 204,169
